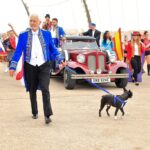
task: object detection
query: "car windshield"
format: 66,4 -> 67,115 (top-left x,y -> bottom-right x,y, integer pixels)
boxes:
62,40 -> 99,50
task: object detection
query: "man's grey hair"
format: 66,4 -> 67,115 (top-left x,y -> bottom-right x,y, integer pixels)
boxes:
30,14 -> 41,20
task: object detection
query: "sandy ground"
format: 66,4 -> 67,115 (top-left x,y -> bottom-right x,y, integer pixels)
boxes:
0,62 -> 150,150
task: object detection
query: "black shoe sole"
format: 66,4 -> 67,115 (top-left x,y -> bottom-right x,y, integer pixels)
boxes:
45,118 -> 52,124
32,115 -> 38,119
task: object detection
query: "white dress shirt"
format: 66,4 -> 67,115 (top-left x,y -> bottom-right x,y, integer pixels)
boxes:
92,30 -> 95,37
29,30 -> 45,66
134,43 -> 139,56
51,27 -> 57,38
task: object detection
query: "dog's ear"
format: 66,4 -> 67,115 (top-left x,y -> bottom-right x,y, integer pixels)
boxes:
129,90 -> 132,94
129,90 -> 133,97
123,87 -> 127,92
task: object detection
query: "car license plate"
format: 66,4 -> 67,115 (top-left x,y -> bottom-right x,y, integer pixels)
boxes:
91,78 -> 111,83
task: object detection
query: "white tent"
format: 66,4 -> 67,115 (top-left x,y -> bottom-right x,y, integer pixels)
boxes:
0,0 -> 150,33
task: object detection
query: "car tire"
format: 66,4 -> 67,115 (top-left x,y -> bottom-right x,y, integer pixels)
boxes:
64,69 -> 76,89
115,68 -> 128,88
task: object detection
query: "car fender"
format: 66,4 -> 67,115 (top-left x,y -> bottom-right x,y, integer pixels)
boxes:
67,61 -> 89,74
109,61 -> 127,74
54,61 -> 89,75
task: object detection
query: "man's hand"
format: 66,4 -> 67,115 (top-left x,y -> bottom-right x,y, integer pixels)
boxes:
9,70 -> 15,77
7,48 -> 11,52
61,37 -> 66,42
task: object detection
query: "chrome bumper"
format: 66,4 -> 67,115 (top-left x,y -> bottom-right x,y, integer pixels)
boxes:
71,74 -> 129,79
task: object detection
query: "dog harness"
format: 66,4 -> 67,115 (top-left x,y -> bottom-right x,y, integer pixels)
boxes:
113,96 -> 127,108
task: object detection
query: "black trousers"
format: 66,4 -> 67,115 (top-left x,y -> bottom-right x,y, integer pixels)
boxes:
130,56 -> 141,82
24,62 -> 53,117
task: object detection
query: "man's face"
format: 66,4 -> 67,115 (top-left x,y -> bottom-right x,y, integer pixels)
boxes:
90,25 -> 96,30
52,20 -> 58,27
89,25 -> 92,29
29,16 -> 40,31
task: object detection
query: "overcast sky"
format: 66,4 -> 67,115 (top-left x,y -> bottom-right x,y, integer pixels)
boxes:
0,0 -> 150,33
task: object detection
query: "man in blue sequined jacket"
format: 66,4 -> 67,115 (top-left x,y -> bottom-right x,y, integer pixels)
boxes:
9,14 -> 64,124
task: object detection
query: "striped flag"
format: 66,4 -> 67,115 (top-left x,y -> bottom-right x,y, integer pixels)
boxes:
113,28 -> 123,61
16,53 -> 25,86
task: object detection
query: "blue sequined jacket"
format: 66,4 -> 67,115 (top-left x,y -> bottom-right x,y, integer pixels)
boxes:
10,28 -> 63,70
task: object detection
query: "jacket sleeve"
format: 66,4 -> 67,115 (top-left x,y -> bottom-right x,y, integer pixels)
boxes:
98,31 -> 101,40
9,37 -> 16,50
82,30 -> 90,36
95,31 -> 101,39
49,32 -> 64,63
126,42 -> 132,62
59,27 -> 65,38
9,34 -> 23,70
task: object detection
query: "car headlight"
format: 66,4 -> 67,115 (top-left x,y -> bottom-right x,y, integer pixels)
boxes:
77,54 -> 86,63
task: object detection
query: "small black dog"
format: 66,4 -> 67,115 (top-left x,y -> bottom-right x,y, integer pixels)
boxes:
99,88 -> 133,119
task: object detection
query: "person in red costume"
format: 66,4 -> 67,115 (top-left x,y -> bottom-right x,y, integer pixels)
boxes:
126,31 -> 145,86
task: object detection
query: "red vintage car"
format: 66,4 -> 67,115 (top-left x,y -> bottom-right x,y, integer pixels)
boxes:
51,36 -> 128,89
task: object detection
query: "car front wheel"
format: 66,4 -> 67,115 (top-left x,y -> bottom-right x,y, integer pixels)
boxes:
64,69 -> 76,89
115,68 -> 128,88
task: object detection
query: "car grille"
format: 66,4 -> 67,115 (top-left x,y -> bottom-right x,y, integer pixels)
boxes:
98,55 -> 105,71
88,55 -> 96,71
88,55 -> 105,72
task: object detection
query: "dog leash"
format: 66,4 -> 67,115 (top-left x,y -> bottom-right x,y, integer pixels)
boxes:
65,66 -> 127,107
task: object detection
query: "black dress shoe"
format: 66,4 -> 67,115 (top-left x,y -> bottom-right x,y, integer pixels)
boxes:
32,114 -> 38,119
135,82 -> 139,86
45,117 -> 52,124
